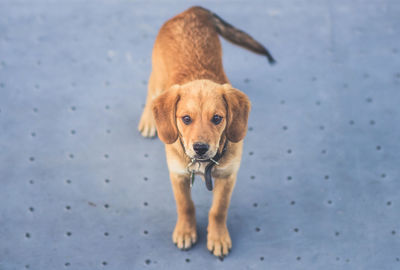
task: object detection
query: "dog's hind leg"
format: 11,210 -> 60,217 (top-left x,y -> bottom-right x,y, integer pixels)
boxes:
138,71 -> 158,137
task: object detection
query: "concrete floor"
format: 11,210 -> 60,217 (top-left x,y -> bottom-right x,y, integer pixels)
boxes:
0,0 -> 399,269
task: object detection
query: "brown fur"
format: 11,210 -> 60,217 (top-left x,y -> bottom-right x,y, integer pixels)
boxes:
138,6 -> 271,258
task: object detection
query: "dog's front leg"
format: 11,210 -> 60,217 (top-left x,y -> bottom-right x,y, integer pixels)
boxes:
170,172 -> 197,250
207,175 -> 236,258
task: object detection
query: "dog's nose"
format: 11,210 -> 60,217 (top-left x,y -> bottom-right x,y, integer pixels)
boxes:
193,142 -> 209,156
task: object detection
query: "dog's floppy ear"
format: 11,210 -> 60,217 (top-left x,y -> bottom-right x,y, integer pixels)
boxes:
152,85 -> 180,144
222,84 -> 251,143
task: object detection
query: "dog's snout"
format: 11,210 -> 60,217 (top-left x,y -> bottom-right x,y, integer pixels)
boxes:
193,142 -> 209,156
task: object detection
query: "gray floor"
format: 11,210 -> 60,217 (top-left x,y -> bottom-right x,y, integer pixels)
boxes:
1,0 -> 399,269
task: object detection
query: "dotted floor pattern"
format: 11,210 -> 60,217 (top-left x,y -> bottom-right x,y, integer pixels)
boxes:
0,0 -> 399,269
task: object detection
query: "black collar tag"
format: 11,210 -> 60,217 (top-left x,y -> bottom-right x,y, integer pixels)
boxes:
204,141 -> 228,191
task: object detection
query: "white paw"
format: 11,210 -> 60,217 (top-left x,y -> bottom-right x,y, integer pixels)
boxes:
138,113 -> 157,138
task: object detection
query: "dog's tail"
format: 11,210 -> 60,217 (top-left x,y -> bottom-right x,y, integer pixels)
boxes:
197,6 -> 276,64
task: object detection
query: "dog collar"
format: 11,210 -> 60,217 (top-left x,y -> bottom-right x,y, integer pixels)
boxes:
183,138 -> 228,191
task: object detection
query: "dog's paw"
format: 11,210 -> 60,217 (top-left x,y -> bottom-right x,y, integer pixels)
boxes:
207,224 -> 232,259
172,223 -> 197,250
138,112 -> 157,138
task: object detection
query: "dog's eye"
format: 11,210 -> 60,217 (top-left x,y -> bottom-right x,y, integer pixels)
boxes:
182,115 -> 192,125
212,114 -> 223,125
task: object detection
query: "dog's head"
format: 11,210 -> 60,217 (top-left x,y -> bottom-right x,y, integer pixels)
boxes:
152,80 -> 250,160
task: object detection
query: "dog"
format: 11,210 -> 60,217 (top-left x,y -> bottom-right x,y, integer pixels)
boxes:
138,6 -> 274,259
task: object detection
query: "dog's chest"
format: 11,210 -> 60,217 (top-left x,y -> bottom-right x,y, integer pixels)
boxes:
187,161 -> 207,176
168,157 -> 228,178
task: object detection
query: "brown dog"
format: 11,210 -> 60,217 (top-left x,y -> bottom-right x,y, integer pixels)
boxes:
138,6 -> 274,258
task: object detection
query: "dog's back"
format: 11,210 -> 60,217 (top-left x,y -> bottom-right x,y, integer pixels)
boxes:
153,6 -> 275,88
155,7 -> 228,87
